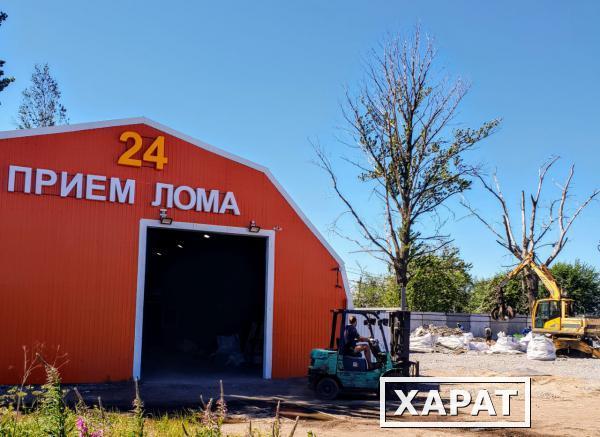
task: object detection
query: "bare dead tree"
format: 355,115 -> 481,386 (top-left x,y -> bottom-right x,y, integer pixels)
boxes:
463,157 -> 600,311
316,27 -> 499,309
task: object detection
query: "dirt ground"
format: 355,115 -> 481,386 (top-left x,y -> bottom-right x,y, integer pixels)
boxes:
215,352 -> 600,437
57,351 -> 600,436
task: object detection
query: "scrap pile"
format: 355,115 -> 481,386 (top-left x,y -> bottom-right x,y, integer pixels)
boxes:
409,325 -> 475,353
409,325 -> 556,360
415,324 -> 464,337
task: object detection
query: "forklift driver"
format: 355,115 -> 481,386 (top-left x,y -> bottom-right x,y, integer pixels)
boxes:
344,316 -> 373,369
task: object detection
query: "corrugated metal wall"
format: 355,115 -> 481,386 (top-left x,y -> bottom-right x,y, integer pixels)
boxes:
0,122 -> 347,384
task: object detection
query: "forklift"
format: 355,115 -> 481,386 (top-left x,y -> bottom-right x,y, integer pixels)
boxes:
308,309 -> 419,400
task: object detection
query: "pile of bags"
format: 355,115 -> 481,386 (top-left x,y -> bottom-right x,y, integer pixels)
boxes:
409,326 -> 556,360
409,331 -> 437,352
437,332 -> 473,351
519,331 -> 533,350
409,326 -> 484,353
487,332 -> 522,354
468,341 -> 490,352
409,326 -> 437,352
486,331 -> 556,360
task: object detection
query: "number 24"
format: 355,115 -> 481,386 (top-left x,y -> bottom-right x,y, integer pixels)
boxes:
118,131 -> 168,170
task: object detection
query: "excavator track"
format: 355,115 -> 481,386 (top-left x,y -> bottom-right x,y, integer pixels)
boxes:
553,337 -> 600,359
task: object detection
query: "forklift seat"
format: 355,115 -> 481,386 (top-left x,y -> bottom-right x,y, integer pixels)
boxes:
342,355 -> 368,372
340,338 -> 368,371
343,348 -> 362,357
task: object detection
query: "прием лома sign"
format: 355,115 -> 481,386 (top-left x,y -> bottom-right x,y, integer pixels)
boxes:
6,130 -> 240,215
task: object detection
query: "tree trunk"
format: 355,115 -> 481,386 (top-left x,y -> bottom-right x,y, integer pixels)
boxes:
396,209 -> 411,311
400,285 -> 407,311
522,268 -> 539,314
393,264 -> 408,311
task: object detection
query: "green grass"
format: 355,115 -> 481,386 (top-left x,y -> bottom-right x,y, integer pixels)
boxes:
1,408 -> 304,436
0,356 -> 309,437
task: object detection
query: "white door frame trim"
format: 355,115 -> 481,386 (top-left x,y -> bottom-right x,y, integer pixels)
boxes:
133,218 -> 275,380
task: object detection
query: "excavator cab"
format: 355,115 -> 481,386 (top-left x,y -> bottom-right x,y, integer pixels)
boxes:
533,297 -> 580,333
533,299 -> 562,331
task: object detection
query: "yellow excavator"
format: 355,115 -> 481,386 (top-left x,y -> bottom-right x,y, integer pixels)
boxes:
492,254 -> 600,358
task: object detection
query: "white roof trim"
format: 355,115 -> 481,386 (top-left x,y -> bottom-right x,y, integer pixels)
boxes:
0,117 -> 353,307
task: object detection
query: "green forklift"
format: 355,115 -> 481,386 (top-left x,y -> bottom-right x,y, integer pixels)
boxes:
308,309 -> 419,400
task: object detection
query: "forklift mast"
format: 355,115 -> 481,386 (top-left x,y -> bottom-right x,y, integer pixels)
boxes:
328,309 -> 411,362
389,311 -> 411,363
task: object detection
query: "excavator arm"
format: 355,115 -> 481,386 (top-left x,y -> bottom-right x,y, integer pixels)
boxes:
525,261 -> 562,300
491,254 -> 563,320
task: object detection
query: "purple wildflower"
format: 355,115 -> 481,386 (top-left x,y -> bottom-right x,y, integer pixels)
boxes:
76,417 -> 89,437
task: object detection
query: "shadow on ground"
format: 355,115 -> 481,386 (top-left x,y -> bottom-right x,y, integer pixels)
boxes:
63,375 -> 381,420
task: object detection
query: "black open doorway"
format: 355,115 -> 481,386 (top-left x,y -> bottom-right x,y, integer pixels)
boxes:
141,227 -> 267,380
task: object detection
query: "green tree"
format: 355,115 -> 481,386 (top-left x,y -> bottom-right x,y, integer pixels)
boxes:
317,27 -> 498,310
467,273 -> 528,315
549,261 -> 600,315
353,273 -> 398,308
0,11 -> 15,102
467,261 -> 600,315
353,247 -> 473,312
407,247 -> 473,312
17,63 -> 68,129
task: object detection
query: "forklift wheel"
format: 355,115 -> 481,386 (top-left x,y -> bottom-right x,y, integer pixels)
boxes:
315,377 -> 340,400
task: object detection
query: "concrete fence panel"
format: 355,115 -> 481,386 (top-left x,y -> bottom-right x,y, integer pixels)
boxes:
355,309 -> 531,342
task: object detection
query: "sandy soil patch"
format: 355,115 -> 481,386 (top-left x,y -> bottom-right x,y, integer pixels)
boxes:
220,352 -> 600,436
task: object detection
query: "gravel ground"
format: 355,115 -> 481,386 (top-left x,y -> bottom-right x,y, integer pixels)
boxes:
222,351 -> 600,436
413,350 -> 600,381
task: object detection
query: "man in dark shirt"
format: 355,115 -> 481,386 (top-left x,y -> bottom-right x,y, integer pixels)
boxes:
344,315 -> 373,368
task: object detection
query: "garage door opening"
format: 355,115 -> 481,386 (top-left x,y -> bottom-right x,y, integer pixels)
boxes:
139,226 -> 268,381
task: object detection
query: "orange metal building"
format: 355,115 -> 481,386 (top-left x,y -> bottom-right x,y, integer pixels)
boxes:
0,118 -> 350,384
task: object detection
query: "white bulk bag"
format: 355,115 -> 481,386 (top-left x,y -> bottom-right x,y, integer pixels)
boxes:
410,332 -> 437,353
468,341 -> 490,352
437,335 -> 467,350
527,335 -> 556,361
488,332 -> 522,354
462,332 -> 474,344
518,331 -> 533,352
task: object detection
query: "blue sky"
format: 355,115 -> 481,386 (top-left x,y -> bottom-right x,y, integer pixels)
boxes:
1,1 -> 599,280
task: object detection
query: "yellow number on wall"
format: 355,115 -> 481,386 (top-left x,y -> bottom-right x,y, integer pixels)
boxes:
142,136 -> 168,170
117,131 -> 143,167
118,131 -> 168,170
